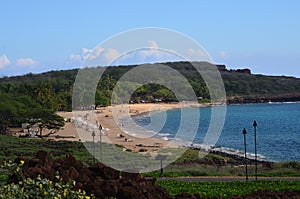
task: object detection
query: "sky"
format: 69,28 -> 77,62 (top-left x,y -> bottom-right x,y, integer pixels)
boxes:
0,1 -> 300,77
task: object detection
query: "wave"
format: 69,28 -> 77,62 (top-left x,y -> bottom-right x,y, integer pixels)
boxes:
211,146 -> 267,161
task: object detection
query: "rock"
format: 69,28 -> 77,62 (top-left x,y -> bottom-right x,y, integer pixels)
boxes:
24,166 -> 43,179
62,154 -> 84,172
102,166 -> 119,180
35,150 -> 52,167
16,150 -> 195,199
101,180 -> 119,197
121,171 -> 142,181
68,166 -> 79,180
236,68 -> 251,74
77,167 -> 92,183
52,157 -> 63,170
28,158 -> 43,167
89,162 -> 119,180
117,186 -> 142,199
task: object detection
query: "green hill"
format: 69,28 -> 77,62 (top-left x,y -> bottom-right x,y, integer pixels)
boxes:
1,61 -> 300,109
1,61 -> 300,133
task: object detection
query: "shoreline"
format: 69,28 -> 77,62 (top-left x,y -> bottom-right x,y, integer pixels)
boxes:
227,94 -> 300,104
54,102 -> 221,152
56,103 -> 197,152
13,101 -> 299,162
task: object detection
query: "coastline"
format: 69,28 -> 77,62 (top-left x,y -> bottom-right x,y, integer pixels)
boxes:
56,102 -> 207,152
54,101 -> 223,152
227,93 -> 300,104
14,101 -> 299,162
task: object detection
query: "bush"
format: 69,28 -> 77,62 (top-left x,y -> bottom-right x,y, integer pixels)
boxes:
138,148 -> 147,152
0,161 -> 94,199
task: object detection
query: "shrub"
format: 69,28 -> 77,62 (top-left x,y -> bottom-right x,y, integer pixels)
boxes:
0,161 -> 94,199
138,148 -> 147,152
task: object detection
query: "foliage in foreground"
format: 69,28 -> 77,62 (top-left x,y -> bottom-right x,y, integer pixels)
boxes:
157,180 -> 300,198
0,160 -> 94,199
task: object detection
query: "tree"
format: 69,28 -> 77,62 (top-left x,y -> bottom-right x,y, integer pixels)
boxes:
0,109 -> 12,134
95,90 -> 110,107
29,109 -> 64,137
153,88 -> 176,102
0,92 -> 64,136
33,82 -> 55,110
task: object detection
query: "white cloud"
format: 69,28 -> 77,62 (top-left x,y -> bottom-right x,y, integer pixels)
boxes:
185,48 -> 210,61
16,58 -> 38,67
68,54 -> 82,64
0,54 -> 11,68
87,46 -> 104,60
148,40 -> 158,49
81,48 -> 93,60
82,48 -> 92,55
68,46 -> 121,66
104,48 -> 120,61
219,51 -> 229,59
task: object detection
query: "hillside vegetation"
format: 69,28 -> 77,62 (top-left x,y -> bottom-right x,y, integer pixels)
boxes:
1,62 -> 300,104
1,61 -> 300,133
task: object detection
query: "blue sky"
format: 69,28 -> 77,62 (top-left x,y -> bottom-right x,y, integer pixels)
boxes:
0,1 -> 300,77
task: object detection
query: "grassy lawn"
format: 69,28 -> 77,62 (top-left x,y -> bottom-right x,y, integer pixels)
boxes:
157,180 -> 300,198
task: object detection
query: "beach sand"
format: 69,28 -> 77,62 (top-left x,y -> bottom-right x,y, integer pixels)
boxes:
55,102 -> 206,152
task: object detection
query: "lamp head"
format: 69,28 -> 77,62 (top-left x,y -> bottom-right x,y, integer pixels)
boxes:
253,120 -> 257,127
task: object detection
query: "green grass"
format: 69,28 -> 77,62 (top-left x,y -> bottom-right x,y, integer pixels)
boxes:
0,134 -> 94,164
144,163 -> 300,178
156,180 -> 300,198
1,134 -> 300,177
143,149 -> 300,177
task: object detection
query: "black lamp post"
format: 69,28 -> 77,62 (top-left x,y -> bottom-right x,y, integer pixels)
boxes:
99,124 -> 103,162
155,155 -> 167,176
243,128 -> 248,181
253,120 -> 258,180
92,131 -> 95,164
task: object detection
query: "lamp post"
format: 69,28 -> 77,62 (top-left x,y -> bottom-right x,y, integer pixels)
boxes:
243,128 -> 248,181
253,120 -> 258,180
155,155 -> 167,176
99,124 -> 103,162
92,131 -> 95,164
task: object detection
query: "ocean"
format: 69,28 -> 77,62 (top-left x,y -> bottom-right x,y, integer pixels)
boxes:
134,102 -> 300,162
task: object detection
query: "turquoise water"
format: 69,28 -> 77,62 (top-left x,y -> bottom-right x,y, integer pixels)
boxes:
134,103 -> 300,161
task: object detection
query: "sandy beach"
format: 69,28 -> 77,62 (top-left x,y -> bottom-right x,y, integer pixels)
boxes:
55,102 -> 207,152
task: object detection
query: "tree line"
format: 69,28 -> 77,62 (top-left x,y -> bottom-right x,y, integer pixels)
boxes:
1,61 -> 300,134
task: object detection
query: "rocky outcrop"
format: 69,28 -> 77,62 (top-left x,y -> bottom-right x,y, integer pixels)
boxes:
235,68 -> 251,74
12,150 -> 200,199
